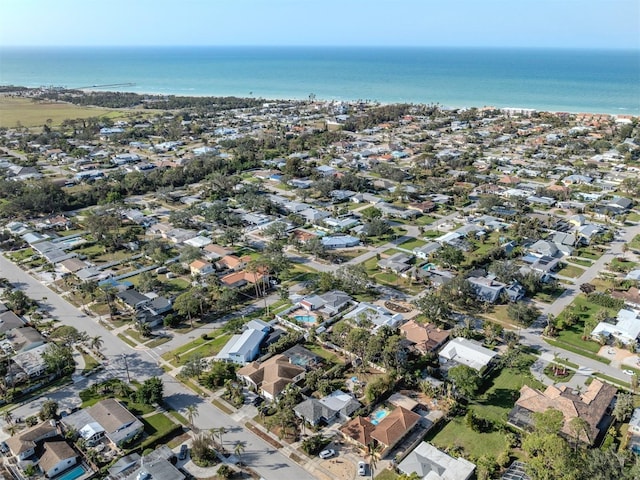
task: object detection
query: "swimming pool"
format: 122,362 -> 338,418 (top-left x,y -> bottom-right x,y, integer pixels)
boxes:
421,263 -> 436,271
370,407 -> 391,425
295,315 -> 317,323
55,464 -> 87,480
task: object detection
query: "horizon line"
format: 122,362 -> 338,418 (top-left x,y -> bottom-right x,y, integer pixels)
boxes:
1,44 -> 639,51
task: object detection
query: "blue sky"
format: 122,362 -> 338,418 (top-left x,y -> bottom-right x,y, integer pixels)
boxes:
1,0 -> 638,49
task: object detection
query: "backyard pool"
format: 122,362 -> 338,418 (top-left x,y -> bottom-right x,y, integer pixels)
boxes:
294,315 -> 317,323
369,407 -> 391,425
421,263 -> 436,271
55,465 -> 87,480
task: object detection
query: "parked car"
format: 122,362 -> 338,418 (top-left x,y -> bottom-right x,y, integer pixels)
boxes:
358,461 -> 367,476
252,396 -> 264,407
319,449 -> 335,459
178,444 -> 189,460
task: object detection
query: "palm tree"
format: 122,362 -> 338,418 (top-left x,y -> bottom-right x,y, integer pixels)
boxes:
2,410 -> 13,427
367,441 -> 382,479
233,441 -> 246,466
90,335 -> 104,352
185,405 -> 199,432
216,426 -> 227,451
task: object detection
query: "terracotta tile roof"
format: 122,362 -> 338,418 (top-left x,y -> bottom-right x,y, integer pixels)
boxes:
370,406 -> 421,447
400,320 -> 450,353
237,355 -> 305,399
189,259 -> 210,270
515,380 -> 616,443
498,175 -> 521,185
340,417 -> 375,446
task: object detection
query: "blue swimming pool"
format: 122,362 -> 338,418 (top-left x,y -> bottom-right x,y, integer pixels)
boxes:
55,465 -> 87,480
421,263 -> 436,271
295,315 -> 317,323
370,407 -> 391,425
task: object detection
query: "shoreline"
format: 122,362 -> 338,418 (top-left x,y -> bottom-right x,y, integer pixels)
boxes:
6,84 -> 637,118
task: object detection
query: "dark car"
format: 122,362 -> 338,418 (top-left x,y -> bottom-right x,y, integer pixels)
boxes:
178,444 -> 189,460
252,396 -> 264,407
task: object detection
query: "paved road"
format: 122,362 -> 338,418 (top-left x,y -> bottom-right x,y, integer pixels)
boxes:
0,255 -> 316,480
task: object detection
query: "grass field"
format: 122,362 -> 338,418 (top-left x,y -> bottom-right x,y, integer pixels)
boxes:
0,97 -> 133,128
557,263 -> 586,278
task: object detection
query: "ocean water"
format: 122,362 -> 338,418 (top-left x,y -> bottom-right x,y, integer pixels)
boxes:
0,46 -> 638,114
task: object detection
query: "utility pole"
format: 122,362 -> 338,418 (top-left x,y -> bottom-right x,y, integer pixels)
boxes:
122,354 -> 131,383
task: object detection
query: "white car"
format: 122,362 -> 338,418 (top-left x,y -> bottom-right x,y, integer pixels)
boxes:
319,449 -> 335,459
623,369 -> 636,376
358,461 -> 367,476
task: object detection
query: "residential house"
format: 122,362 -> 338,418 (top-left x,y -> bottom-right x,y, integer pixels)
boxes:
321,235 -> 360,249
107,445 -> 184,480
215,255 -> 250,272
378,253 -> 413,275
0,310 -> 25,334
467,276 -> 506,304
236,354 -> 306,401
215,327 -> 267,364
184,235 -> 212,249
189,259 -> 215,276
294,390 -> 361,427
397,442 -> 475,480
202,244 -> 233,260
590,308 -> 640,345
340,417 -> 376,448
62,398 -> 144,447
39,441 -> 78,478
508,380 -> 616,445
220,270 -> 267,289
116,290 -> 151,311
59,258 -> 90,275
12,344 -> 49,378
627,408 -> 640,454
408,201 -> 436,213
400,320 -> 450,354
370,406 -> 421,453
439,337 -> 498,373
344,302 -> 405,331
298,290 -> 352,316
6,422 -> 58,460
413,242 -> 441,260
7,327 -> 46,353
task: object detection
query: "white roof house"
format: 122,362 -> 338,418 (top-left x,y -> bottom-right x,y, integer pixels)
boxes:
591,308 -> 640,345
344,302 -> 405,331
439,337 -> 497,372
398,442 -> 475,480
215,328 -> 267,364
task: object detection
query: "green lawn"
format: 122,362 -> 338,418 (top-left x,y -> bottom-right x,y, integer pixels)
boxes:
142,413 -> 176,436
430,362 -> 540,459
557,263 -> 586,278
374,470 -> 399,480
629,234 -> 640,250
576,247 -> 604,260
532,285 -> 566,304
181,334 -> 232,363
428,417 -> 508,459
626,212 -> 640,222
398,237 -> 427,250
567,257 -> 593,267
304,342 -> 342,364
610,258 -> 639,273
544,364 -> 575,382
473,362 -> 544,424
415,215 -> 438,226
6,248 -> 35,262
